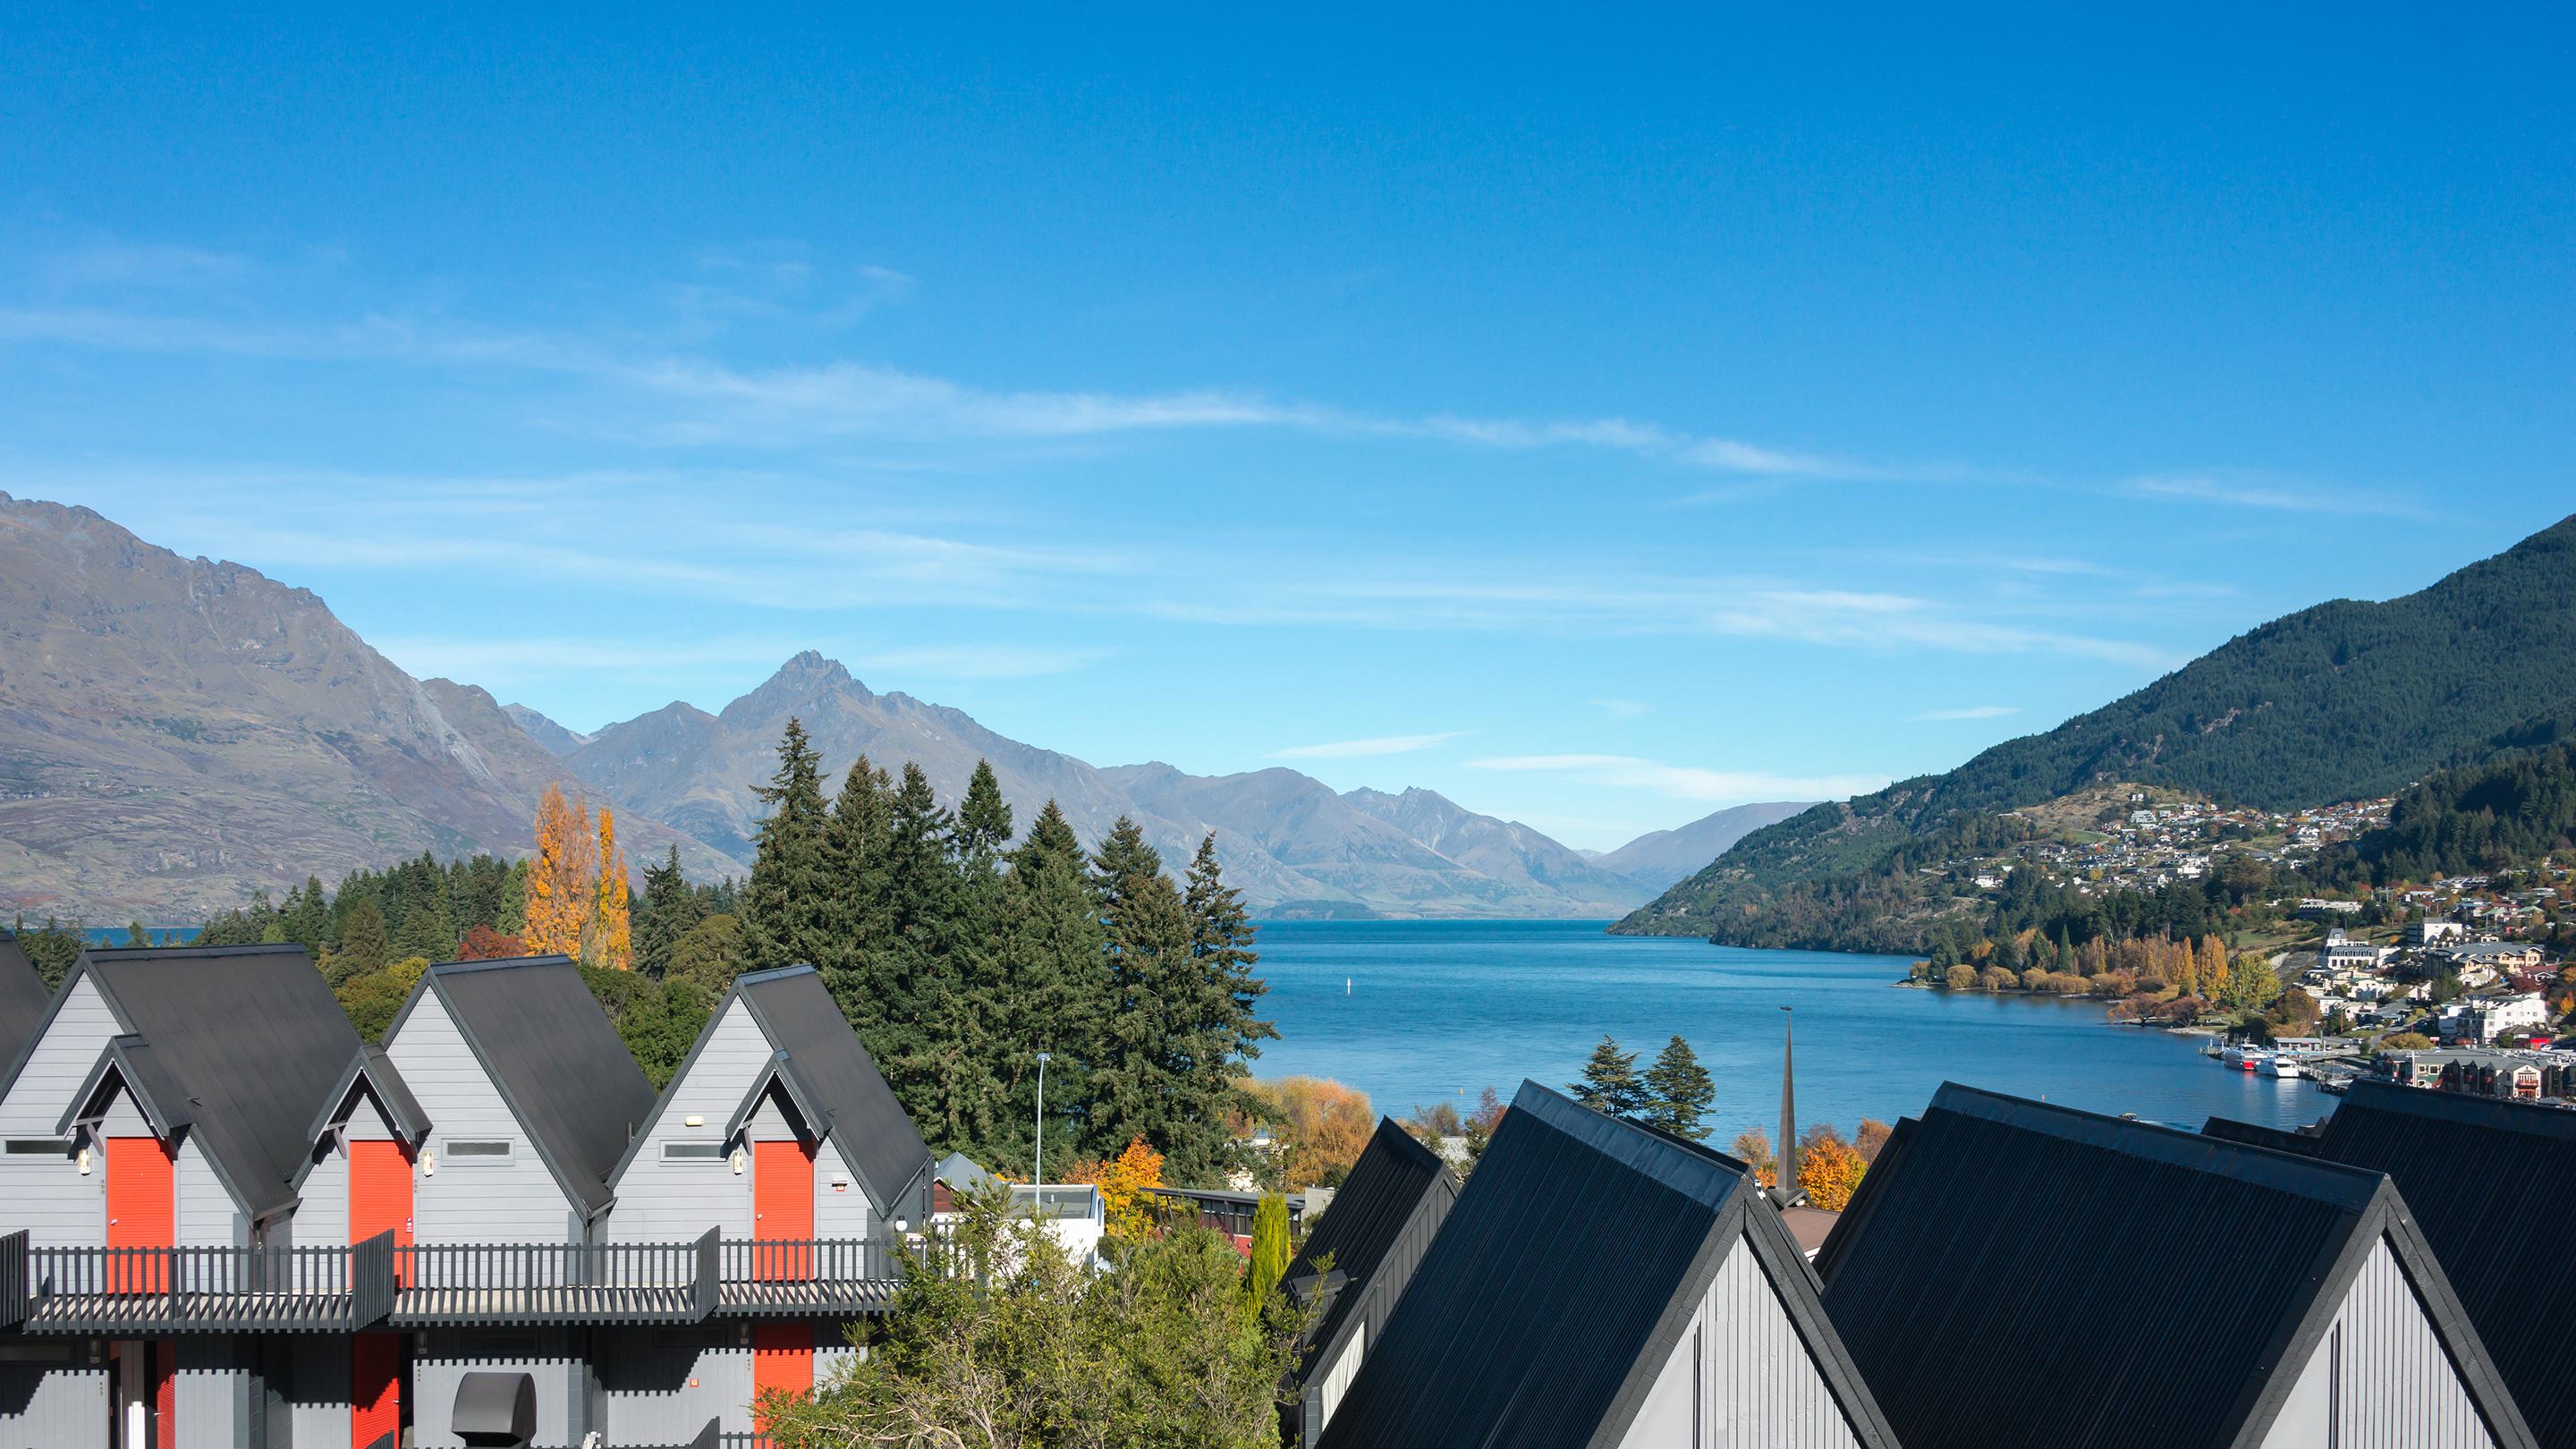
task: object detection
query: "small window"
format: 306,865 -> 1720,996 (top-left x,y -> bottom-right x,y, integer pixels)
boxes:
443,1140 -> 513,1162
662,1142 -> 724,1162
4,1139 -> 64,1157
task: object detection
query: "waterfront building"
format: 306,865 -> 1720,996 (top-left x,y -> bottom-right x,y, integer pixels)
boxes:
1817,1083 -> 2530,1449
1280,1118 -> 1459,1449
1315,1080 -> 1899,1449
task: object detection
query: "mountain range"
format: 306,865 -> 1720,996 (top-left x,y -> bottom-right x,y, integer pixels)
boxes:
1617,513 -> 2576,942
0,492 -> 1797,922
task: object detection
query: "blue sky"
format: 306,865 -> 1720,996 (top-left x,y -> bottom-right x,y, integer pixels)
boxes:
2,7 -> 2570,849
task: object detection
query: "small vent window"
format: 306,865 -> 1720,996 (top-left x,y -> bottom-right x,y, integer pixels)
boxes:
4,1139 -> 64,1157
663,1142 -> 724,1162
443,1140 -> 513,1162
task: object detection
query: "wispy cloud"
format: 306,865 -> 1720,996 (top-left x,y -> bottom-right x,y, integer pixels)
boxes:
1589,699 -> 1653,719
1914,704 -> 2021,721
1269,732 -> 1466,759
2127,471 -> 2424,519
372,634 -> 1112,684
1462,754 -> 1888,804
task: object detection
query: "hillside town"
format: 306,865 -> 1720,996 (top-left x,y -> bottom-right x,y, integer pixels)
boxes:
1946,788 -> 2398,898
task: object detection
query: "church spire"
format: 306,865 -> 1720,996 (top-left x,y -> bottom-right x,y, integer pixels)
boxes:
1778,1005 -> 1799,1203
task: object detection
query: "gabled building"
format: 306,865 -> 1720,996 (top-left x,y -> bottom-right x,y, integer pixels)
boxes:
1316,1081 -> 1898,1449
0,944 -> 369,1448
593,962 -> 934,1442
0,950 -> 943,1448
1280,1119 -> 1458,1449
1820,1083 -> 2533,1449
2218,1080 -> 2576,1449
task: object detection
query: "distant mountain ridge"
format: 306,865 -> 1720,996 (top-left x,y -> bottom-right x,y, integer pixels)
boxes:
0,492 -> 732,921
1588,801 -> 1813,890
1617,513 -> 2576,941
552,652 -> 1659,918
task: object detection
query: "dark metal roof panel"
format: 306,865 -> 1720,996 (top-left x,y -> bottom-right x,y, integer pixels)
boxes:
738,966 -> 932,1217
2200,1114 -> 2328,1157
427,956 -> 657,1216
1284,1118 -> 1457,1384
2310,1079 -> 2576,1447
0,935 -> 54,1064
1818,1083 -> 2394,1449
83,945 -> 360,1220
1317,1080 -> 1891,1449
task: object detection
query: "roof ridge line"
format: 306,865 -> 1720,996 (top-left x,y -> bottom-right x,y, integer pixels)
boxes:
1928,1082 -> 2387,1208
427,953 -> 580,975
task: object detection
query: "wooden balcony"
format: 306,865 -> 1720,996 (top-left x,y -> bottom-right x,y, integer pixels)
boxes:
0,1228 -> 926,1332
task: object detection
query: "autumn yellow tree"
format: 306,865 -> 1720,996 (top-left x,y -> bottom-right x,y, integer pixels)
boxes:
589,806 -> 632,970
1067,1137 -> 1165,1241
527,784 -> 598,959
1797,1125 -> 1868,1211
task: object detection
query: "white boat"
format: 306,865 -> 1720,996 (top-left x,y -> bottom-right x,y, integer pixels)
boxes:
2258,1055 -> 2304,1079
2219,1044 -> 2258,1071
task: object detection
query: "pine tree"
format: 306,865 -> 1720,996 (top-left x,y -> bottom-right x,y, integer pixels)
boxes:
1183,833 -> 1275,1137
592,807 -> 632,970
984,801 -> 1108,1171
1089,818 -> 1215,1174
337,899 -> 390,980
1570,1036 -> 1647,1121
821,756 -> 894,979
1643,1035 -> 1716,1140
635,846 -> 705,978
743,719 -> 834,972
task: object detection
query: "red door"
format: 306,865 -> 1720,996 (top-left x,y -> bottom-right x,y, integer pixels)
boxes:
751,1322 -> 814,1432
754,1138 -> 816,1280
106,1136 -> 175,1293
352,1333 -> 400,1449
348,1140 -> 415,1286
150,1338 -> 176,1445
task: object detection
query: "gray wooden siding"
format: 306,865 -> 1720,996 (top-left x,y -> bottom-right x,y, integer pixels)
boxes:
597,1330 -> 753,1438
2259,1236 -> 2502,1449
386,987 -> 578,1242
815,1137 -> 877,1237
0,976 -> 119,1246
298,1089 -> 404,1249
0,1353 -> 106,1449
175,1135 -> 242,1248
284,1335 -> 351,1449
300,1138 -> 348,1246
173,1336 -> 243,1449
1617,1233 -> 1863,1449
607,999 -> 766,1244
411,1328 -> 579,1447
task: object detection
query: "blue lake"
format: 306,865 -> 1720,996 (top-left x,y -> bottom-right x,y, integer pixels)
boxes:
1251,919 -> 2331,1138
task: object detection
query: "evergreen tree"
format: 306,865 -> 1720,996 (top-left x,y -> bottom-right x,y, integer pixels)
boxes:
821,757 -> 894,979
743,718 -> 835,972
1183,833 -> 1275,1126
395,901 -> 452,962
1569,1036 -> 1647,1121
634,846 -> 704,978
1089,818 -> 1219,1175
1246,1192 -> 1292,1308
336,900 -> 390,980
983,801 -> 1108,1170
1643,1035 -> 1716,1140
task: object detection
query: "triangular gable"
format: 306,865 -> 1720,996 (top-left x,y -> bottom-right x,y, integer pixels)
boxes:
291,1046 -> 432,1192
1316,1081 -> 1896,1449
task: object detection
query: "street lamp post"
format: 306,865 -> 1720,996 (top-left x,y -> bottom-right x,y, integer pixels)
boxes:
1034,1051 -> 1052,1187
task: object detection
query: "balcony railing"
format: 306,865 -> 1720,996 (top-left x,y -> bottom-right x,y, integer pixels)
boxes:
0,1229 -> 929,1332
0,1231 -> 394,1333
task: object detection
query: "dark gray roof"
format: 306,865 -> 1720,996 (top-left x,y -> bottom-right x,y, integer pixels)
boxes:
604,964 -> 934,1221
80,945 -> 361,1222
1316,1080 -> 1895,1449
2199,1113 -> 2328,1157
2292,1080 -> 2576,1448
401,956 -> 656,1219
0,935 -> 54,1065
734,966 -> 932,1217
1821,1083 -> 2531,1449
1284,1118 -> 1456,1403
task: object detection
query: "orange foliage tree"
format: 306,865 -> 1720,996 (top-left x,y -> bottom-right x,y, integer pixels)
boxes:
1066,1137 -> 1165,1241
590,806 -> 631,970
1798,1125 -> 1868,1211
526,784 -> 595,959
1243,1076 -> 1375,1188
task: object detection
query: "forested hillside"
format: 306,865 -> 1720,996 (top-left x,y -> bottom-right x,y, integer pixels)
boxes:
2318,735 -> 2576,886
1618,514 -> 2576,941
